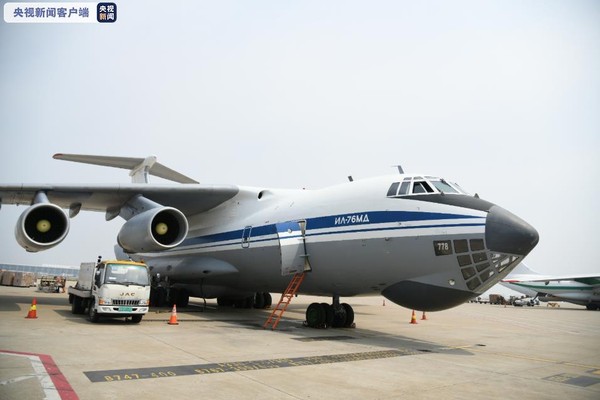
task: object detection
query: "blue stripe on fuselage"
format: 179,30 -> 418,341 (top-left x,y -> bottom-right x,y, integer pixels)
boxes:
180,210 -> 483,248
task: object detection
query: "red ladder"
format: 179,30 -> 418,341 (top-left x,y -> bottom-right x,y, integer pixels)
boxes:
263,272 -> 306,330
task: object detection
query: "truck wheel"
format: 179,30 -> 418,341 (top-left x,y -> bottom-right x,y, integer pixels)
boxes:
88,301 -> 100,323
131,315 -> 143,323
72,296 -> 84,314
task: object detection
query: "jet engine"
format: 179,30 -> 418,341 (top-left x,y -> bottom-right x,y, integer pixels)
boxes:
117,207 -> 188,253
15,202 -> 70,252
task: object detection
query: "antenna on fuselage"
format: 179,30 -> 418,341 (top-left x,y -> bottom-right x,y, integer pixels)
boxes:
347,176 -> 354,182
392,165 -> 404,174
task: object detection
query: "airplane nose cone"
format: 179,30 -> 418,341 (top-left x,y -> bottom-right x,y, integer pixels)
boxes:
485,205 -> 539,256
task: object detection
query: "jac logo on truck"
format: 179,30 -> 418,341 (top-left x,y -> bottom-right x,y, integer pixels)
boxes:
120,292 -> 136,297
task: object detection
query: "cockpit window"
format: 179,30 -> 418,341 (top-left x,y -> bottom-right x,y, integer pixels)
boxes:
413,181 -> 434,194
398,181 -> 410,195
387,176 -> 466,197
387,182 -> 400,197
431,180 -> 458,194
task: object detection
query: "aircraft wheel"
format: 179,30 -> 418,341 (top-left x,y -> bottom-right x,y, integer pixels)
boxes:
254,292 -> 266,309
342,303 -> 354,327
235,297 -> 253,308
306,303 -> 326,328
332,305 -> 347,328
321,303 -> 334,328
263,293 -> 272,308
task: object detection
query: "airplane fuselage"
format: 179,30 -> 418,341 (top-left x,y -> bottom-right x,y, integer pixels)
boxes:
135,175 -> 538,311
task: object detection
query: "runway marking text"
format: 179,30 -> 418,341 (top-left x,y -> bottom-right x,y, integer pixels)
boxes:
85,349 -> 417,383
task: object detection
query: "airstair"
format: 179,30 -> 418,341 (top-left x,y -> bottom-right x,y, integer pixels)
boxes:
263,272 -> 306,330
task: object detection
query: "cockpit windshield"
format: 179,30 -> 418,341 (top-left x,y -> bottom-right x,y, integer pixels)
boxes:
386,176 -> 467,197
104,264 -> 149,286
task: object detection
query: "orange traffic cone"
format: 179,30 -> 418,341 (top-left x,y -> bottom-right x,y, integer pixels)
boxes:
168,304 -> 179,325
410,310 -> 418,324
421,311 -> 427,321
25,298 -> 38,319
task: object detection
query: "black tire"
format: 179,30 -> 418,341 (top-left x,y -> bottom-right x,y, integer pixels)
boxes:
263,293 -> 272,308
341,303 -> 354,327
306,303 -> 326,328
88,300 -> 100,323
332,304 -> 347,328
234,297 -> 253,308
71,296 -> 84,314
321,303 -> 334,328
254,292 -> 266,309
131,315 -> 143,323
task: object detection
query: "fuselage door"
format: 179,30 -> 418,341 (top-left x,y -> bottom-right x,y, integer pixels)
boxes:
276,220 -> 311,276
241,225 -> 252,248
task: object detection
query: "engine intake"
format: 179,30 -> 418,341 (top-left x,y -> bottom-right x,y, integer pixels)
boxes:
15,203 -> 70,252
117,207 -> 188,253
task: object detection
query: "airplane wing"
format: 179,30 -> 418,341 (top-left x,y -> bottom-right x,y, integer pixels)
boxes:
0,154 -> 242,253
502,275 -> 600,285
0,183 -> 239,216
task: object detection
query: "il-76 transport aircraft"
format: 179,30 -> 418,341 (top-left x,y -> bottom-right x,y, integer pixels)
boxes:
502,263 -> 600,310
0,154 -> 539,327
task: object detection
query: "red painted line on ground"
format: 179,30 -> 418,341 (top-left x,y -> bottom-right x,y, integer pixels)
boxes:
0,349 -> 79,400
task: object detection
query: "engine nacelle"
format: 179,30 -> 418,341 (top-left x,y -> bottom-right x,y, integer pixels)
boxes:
15,203 -> 70,252
117,207 -> 188,253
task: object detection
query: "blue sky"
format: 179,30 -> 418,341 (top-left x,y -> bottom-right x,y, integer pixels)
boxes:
1,1 -> 598,278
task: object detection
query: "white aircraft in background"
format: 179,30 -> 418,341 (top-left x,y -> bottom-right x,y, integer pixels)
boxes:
0,154 -> 539,327
502,263 -> 600,310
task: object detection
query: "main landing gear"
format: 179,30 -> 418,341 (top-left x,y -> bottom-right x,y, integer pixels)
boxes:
305,297 -> 355,329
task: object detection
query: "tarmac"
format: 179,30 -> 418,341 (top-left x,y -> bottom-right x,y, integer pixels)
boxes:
0,284 -> 599,400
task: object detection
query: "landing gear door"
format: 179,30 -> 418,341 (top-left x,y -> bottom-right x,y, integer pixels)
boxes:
276,220 -> 311,276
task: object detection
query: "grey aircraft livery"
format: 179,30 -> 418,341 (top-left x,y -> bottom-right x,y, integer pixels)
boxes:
0,154 -> 539,327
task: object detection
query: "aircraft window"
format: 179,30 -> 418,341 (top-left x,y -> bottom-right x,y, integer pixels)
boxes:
398,181 -> 410,195
454,240 -> 469,253
472,252 -> 488,263
387,182 -> 400,197
476,262 -> 490,273
412,181 -> 434,194
470,239 -> 485,251
431,180 -> 458,194
457,254 -> 472,267
461,266 -> 476,280
452,182 -> 469,195
466,277 -> 481,290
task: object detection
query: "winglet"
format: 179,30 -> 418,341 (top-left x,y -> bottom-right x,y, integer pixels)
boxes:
53,153 -> 199,184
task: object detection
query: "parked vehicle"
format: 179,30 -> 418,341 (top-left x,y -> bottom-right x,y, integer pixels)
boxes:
68,259 -> 150,323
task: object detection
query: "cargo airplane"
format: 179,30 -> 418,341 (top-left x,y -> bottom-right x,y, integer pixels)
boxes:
0,154 -> 539,327
502,264 -> 600,310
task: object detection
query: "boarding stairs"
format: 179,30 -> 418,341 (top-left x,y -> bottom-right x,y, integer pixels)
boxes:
263,272 -> 306,330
